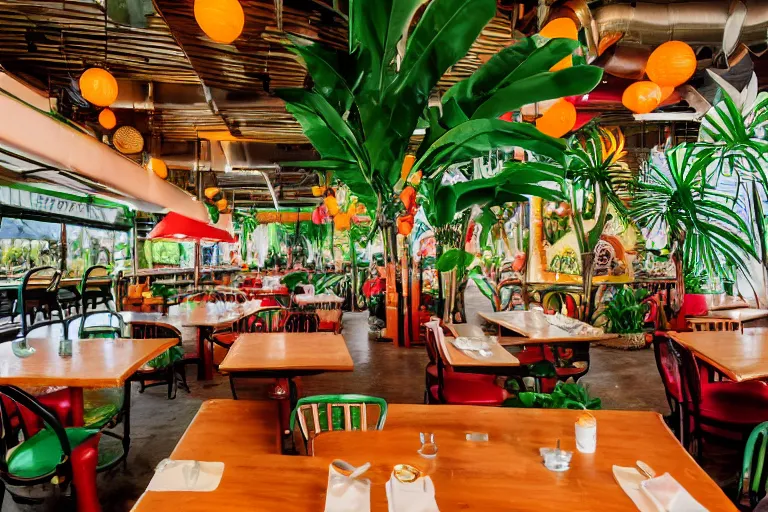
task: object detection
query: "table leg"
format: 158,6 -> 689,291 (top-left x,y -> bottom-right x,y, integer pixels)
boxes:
71,387 -> 85,427
197,326 -> 214,380
122,380 -> 131,459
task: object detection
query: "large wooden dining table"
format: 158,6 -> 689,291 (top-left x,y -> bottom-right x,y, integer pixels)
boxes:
669,329 -> 768,382
131,402 -> 735,511
479,310 -> 618,345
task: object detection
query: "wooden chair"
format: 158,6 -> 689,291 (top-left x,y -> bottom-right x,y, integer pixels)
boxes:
687,317 -> 742,332
284,311 -> 320,333
289,394 -> 387,455
129,322 -> 189,399
0,385 -> 102,512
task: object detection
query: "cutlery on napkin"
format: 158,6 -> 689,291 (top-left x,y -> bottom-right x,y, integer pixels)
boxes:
386,474 -> 440,512
325,460 -> 371,512
612,465 -> 707,512
147,459 -> 224,492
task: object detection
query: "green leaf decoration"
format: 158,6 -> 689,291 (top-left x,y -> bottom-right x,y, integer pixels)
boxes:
436,248 -> 474,272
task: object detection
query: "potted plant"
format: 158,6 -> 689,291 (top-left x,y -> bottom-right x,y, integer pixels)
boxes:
595,286 -> 650,350
503,381 -> 601,410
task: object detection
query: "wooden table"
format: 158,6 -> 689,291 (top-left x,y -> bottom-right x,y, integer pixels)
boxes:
0,336 -> 176,468
219,332 -> 354,437
709,296 -> 749,311
131,404 -> 735,512
700,308 -> 768,323
479,311 -> 618,345
123,301 -> 265,380
437,335 -> 519,373
669,330 -> 768,382
445,323 -> 486,338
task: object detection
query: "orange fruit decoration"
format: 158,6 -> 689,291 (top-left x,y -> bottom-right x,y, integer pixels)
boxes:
148,158 -> 168,179
646,41 -> 696,87
79,68 -> 118,107
539,18 -> 579,71
311,185 -> 326,197
98,108 -> 117,130
334,213 -> 351,231
409,170 -> 422,186
401,154 -> 416,181
216,198 -> 228,211
535,98 -> 577,138
194,0 -> 245,44
400,186 -> 417,211
397,215 -> 414,236
622,81 -> 662,114
324,196 -> 339,216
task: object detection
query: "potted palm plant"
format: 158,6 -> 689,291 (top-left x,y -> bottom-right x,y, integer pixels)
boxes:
595,286 -> 649,350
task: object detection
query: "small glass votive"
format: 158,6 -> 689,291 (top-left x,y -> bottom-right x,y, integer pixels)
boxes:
418,432 -> 438,458
539,447 -> 573,472
58,338 -> 73,358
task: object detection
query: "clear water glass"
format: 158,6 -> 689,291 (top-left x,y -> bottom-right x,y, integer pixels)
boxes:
418,432 -> 438,458
12,338 -> 36,358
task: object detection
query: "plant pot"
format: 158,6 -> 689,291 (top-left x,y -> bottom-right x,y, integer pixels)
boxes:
669,293 -> 709,330
600,332 -> 647,350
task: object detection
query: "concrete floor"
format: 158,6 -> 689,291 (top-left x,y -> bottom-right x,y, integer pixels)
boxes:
0,285 -> 742,511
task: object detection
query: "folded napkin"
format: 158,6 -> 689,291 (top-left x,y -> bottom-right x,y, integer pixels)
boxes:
325,461 -> 371,512
613,466 -> 707,512
147,460 -> 224,492
450,337 -> 494,351
386,475 -> 439,512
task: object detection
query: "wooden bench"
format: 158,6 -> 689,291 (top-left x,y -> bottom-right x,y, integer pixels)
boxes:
170,399 -> 281,460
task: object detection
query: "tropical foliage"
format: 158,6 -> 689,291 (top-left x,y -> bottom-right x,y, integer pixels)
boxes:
504,381 -> 601,410
594,286 -> 649,334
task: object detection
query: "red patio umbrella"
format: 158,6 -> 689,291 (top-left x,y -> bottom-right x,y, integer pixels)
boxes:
147,212 -> 237,286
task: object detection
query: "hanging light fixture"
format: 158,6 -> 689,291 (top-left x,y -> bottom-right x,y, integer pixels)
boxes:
148,158 -> 168,179
98,108 -> 117,130
622,81 -> 662,114
79,68 -> 118,107
535,98 -> 577,138
646,41 -> 696,88
194,0 -> 245,44
113,126 -> 145,154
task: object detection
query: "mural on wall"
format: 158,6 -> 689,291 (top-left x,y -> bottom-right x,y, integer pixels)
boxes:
529,197 -> 640,284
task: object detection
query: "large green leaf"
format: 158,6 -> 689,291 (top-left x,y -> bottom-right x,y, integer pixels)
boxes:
472,66 -> 604,120
415,120 -> 566,177
436,248 -> 475,272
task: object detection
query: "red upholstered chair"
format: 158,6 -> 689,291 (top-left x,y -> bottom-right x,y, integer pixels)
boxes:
652,335 -> 687,442
664,336 -> 768,459
423,320 -> 507,406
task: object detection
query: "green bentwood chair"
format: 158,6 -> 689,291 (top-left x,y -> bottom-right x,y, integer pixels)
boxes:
738,421 -> 768,508
289,395 -> 387,454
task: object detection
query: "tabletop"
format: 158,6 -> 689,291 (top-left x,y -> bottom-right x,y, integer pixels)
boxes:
479,310 -> 618,345
669,330 -> 768,382
438,335 -> 519,368
131,404 -> 734,512
708,296 -> 749,311
444,323 -> 486,338
699,308 -> 768,323
293,293 -> 344,306
218,332 -> 354,374
0,337 -> 177,388
122,301 -> 264,329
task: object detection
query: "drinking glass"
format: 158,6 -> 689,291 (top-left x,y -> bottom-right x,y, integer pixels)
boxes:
12,338 -> 36,358
418,432 -> 438,458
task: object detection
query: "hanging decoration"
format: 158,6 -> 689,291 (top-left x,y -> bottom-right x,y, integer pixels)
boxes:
79,68 -> 118,107
147,157 -> 168,179
310,185 -> 365,230
645,41 -> 696,88
112,126 -> 144,154
194,0 -> 245,44
201,187 -> 228,220
98,108 -> 117,130
539,18 -> 579,71
622,81 -> 662,114
535,98 -> 577,138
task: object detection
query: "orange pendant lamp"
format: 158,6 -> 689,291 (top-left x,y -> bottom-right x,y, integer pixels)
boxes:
79,68 -> 118,107
539,18 -> 579,71
194,0 -> 245,44
646,41 -> 696,88
148,158 -> 168,179
98,108 -> 117,130
535,98 -> 577,138
622,81 -> 662,114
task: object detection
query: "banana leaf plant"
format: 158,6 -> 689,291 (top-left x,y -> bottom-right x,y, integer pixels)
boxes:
233,210 -> 258,261
699,71 -> 768,268
630,143 -> 757,307
503,127 -> 632,320
278,0 -> 601,337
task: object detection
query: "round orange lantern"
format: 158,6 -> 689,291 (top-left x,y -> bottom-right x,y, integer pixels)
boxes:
148,158 -> 168,179
660,86 -> 675,102
539,18 -> 579,71
535,98 -> 577,138
622,81 -> 662,114
194,0 -> 245,44
79,68 -> 118,107
646,41 -> 696,87
98,108 -> 117,130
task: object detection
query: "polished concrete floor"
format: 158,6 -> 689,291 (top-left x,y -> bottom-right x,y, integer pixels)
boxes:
0,285 -> 743,511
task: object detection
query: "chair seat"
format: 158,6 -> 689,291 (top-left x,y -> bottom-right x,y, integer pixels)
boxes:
426,364 -> 438,379
432,378 -> 505,406
213,332 -> 238,346
514,347 -> 546,365
555,365 -> 588,378
7,427 -> 99,479
318,321 -> 338,331
697,381 -> 768,425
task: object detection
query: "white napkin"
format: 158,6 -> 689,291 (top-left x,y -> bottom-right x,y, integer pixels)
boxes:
450,337 -> 496,351
386,475 -> 440,512
325,462 -> 371,512
147,460 -> 224,492
612,466 -> 707,512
